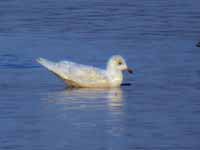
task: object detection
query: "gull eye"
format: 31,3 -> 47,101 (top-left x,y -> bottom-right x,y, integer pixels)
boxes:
118,61 -> 122,65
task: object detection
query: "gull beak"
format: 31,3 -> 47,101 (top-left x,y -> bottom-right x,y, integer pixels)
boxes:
126,67 -> 133,74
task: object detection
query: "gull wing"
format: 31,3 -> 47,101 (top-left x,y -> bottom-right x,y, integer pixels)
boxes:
37,58 -> 109,87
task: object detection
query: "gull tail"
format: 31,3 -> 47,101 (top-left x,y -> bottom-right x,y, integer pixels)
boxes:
36,58 -> 67,80
37,58 -> 81,87
37,58 -> 56,72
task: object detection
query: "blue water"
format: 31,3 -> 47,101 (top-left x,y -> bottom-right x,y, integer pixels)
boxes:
1,0 -> 200,149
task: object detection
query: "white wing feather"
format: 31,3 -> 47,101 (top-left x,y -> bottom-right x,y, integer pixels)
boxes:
37,58 -> 109,87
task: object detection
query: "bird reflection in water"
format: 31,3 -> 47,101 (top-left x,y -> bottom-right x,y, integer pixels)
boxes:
47,87 -> 124,111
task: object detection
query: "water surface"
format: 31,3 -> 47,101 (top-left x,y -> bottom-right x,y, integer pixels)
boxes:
1,0 -> 200,149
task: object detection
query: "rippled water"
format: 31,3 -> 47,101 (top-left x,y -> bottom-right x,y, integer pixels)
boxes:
1,0 -> 200,149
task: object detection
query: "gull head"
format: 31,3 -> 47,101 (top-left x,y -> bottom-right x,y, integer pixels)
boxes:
107,55 -> 133,74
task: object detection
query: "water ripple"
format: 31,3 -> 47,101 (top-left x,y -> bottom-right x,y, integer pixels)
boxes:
0,54 -> 38,69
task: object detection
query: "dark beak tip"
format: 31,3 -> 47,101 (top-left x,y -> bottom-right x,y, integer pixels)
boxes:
128,70 -> 133,74
127,68 -> 133,74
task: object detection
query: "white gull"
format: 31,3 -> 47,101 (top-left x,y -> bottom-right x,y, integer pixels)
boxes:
37,55 -> 133,88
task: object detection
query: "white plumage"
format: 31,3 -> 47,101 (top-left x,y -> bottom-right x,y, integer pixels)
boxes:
37,55 -> 133,88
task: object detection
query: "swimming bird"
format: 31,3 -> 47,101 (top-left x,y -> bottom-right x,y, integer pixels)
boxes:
37,55 -> 133,88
